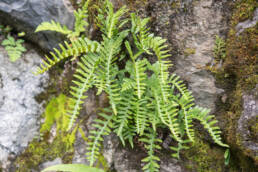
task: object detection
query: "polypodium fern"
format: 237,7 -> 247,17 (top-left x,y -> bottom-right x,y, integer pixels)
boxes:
35,0 -> 229,171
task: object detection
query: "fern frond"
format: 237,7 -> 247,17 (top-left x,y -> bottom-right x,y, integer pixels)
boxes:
130,13 -> 152,53
117,124 -> 136,148
150,36 -> 171,60
191,106 -> 229,148
34,38 -> 100,74
169,74 -> 195,142
121,78 -> 135,92
86,108 -> 114,166
132,97 -> 148,135
67,53 -> 100,130
72,0 -> 91,37
170,139 -> 191,159
153,90 -> 182,142
113,92 -> 133,137
133,59 -> 147,99
99,31 -> 129,114
157,60 -> 172,103
35,20 -> 73,35
140,129 -> 161,172
169,74 -> 194,102
98,0 -> 128,38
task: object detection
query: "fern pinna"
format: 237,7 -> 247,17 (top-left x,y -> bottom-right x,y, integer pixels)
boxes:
35,0 -> 229,171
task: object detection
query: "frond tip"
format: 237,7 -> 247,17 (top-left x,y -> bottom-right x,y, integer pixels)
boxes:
34,38 -> 100,75
191,106 -> 229,148
35,20 -> 73,35
140,129 -> 162,172
86,108 -> 114,166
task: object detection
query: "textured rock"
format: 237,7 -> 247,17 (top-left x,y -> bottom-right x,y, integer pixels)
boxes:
71,0 -> 233,171
0,0 -> 74,51
39,158 -> 62,171
167,0 -> 228,112
102,134 -> 182,172
237,85 -> 258,162
0,46 -> 48,169
236,8 -> 258,35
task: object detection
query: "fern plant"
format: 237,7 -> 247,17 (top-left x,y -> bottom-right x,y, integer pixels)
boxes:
1,35 -> 26,62
35,0 -> 229,171
213,35 -> 226,61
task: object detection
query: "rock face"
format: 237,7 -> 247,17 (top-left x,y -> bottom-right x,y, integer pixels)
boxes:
148,0 -> 229,112
71,0 -> 233,171
0,0 -> 74,51
237,85 -> 258,162
0,46 -> 48,169
102,134 -> 183,172
235,8 -> 258,35
3,0 -> 257,171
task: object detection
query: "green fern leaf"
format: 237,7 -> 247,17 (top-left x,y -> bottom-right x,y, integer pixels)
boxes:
35,20 -> 73,35
67,53 -> 100,130
86,108 -> 114,166
191,106 -> 229,148
140,129 -> 161,172
34,38 -> 100,74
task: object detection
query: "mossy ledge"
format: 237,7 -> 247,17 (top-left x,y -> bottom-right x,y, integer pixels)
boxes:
214,0 -> 257,170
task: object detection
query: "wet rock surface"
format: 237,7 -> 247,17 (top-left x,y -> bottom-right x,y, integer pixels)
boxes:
0,46 -> 48,169
237,85 -> 258,162
0,0 -> 74,51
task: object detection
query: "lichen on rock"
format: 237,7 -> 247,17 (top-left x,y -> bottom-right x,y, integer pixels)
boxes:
0,46 -> 49,170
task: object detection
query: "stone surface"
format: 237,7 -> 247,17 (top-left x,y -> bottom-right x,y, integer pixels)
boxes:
237,85 -> 258,162
102,134 -> 183,172
39,158 -> 62,171
167,0 -> 228,112
71,0 -> 233,171
236,8 -> 258,35
0,46 -> 48,169
0,0 -> 74,51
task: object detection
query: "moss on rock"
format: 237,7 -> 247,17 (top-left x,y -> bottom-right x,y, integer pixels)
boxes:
14,135 -> 74,172
213,0 -> 257,170
181,131 -> 237,172
14,94 -> 75,171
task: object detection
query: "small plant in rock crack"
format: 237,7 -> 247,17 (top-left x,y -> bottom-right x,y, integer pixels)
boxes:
1,35 -> 26,62
213,35 -> 226,61
34,0 -> 229,171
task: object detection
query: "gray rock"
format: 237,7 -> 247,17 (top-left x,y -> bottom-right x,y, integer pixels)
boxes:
236,8 -> 258,35
102,134 -> 182,172
39,158 -> 62,171
0,46 -> 48,169
167,0 -> 227,112
237,85 -> 258,161
0,0 -> 74,51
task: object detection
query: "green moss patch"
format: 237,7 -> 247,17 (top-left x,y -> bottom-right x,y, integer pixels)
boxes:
212,0 -> 257,169
14,94 -> 76,171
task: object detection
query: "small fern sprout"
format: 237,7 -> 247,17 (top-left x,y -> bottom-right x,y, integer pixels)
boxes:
35,0 -> 229,171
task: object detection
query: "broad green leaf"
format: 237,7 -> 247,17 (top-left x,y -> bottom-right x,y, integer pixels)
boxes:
42,164 -> 104,172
